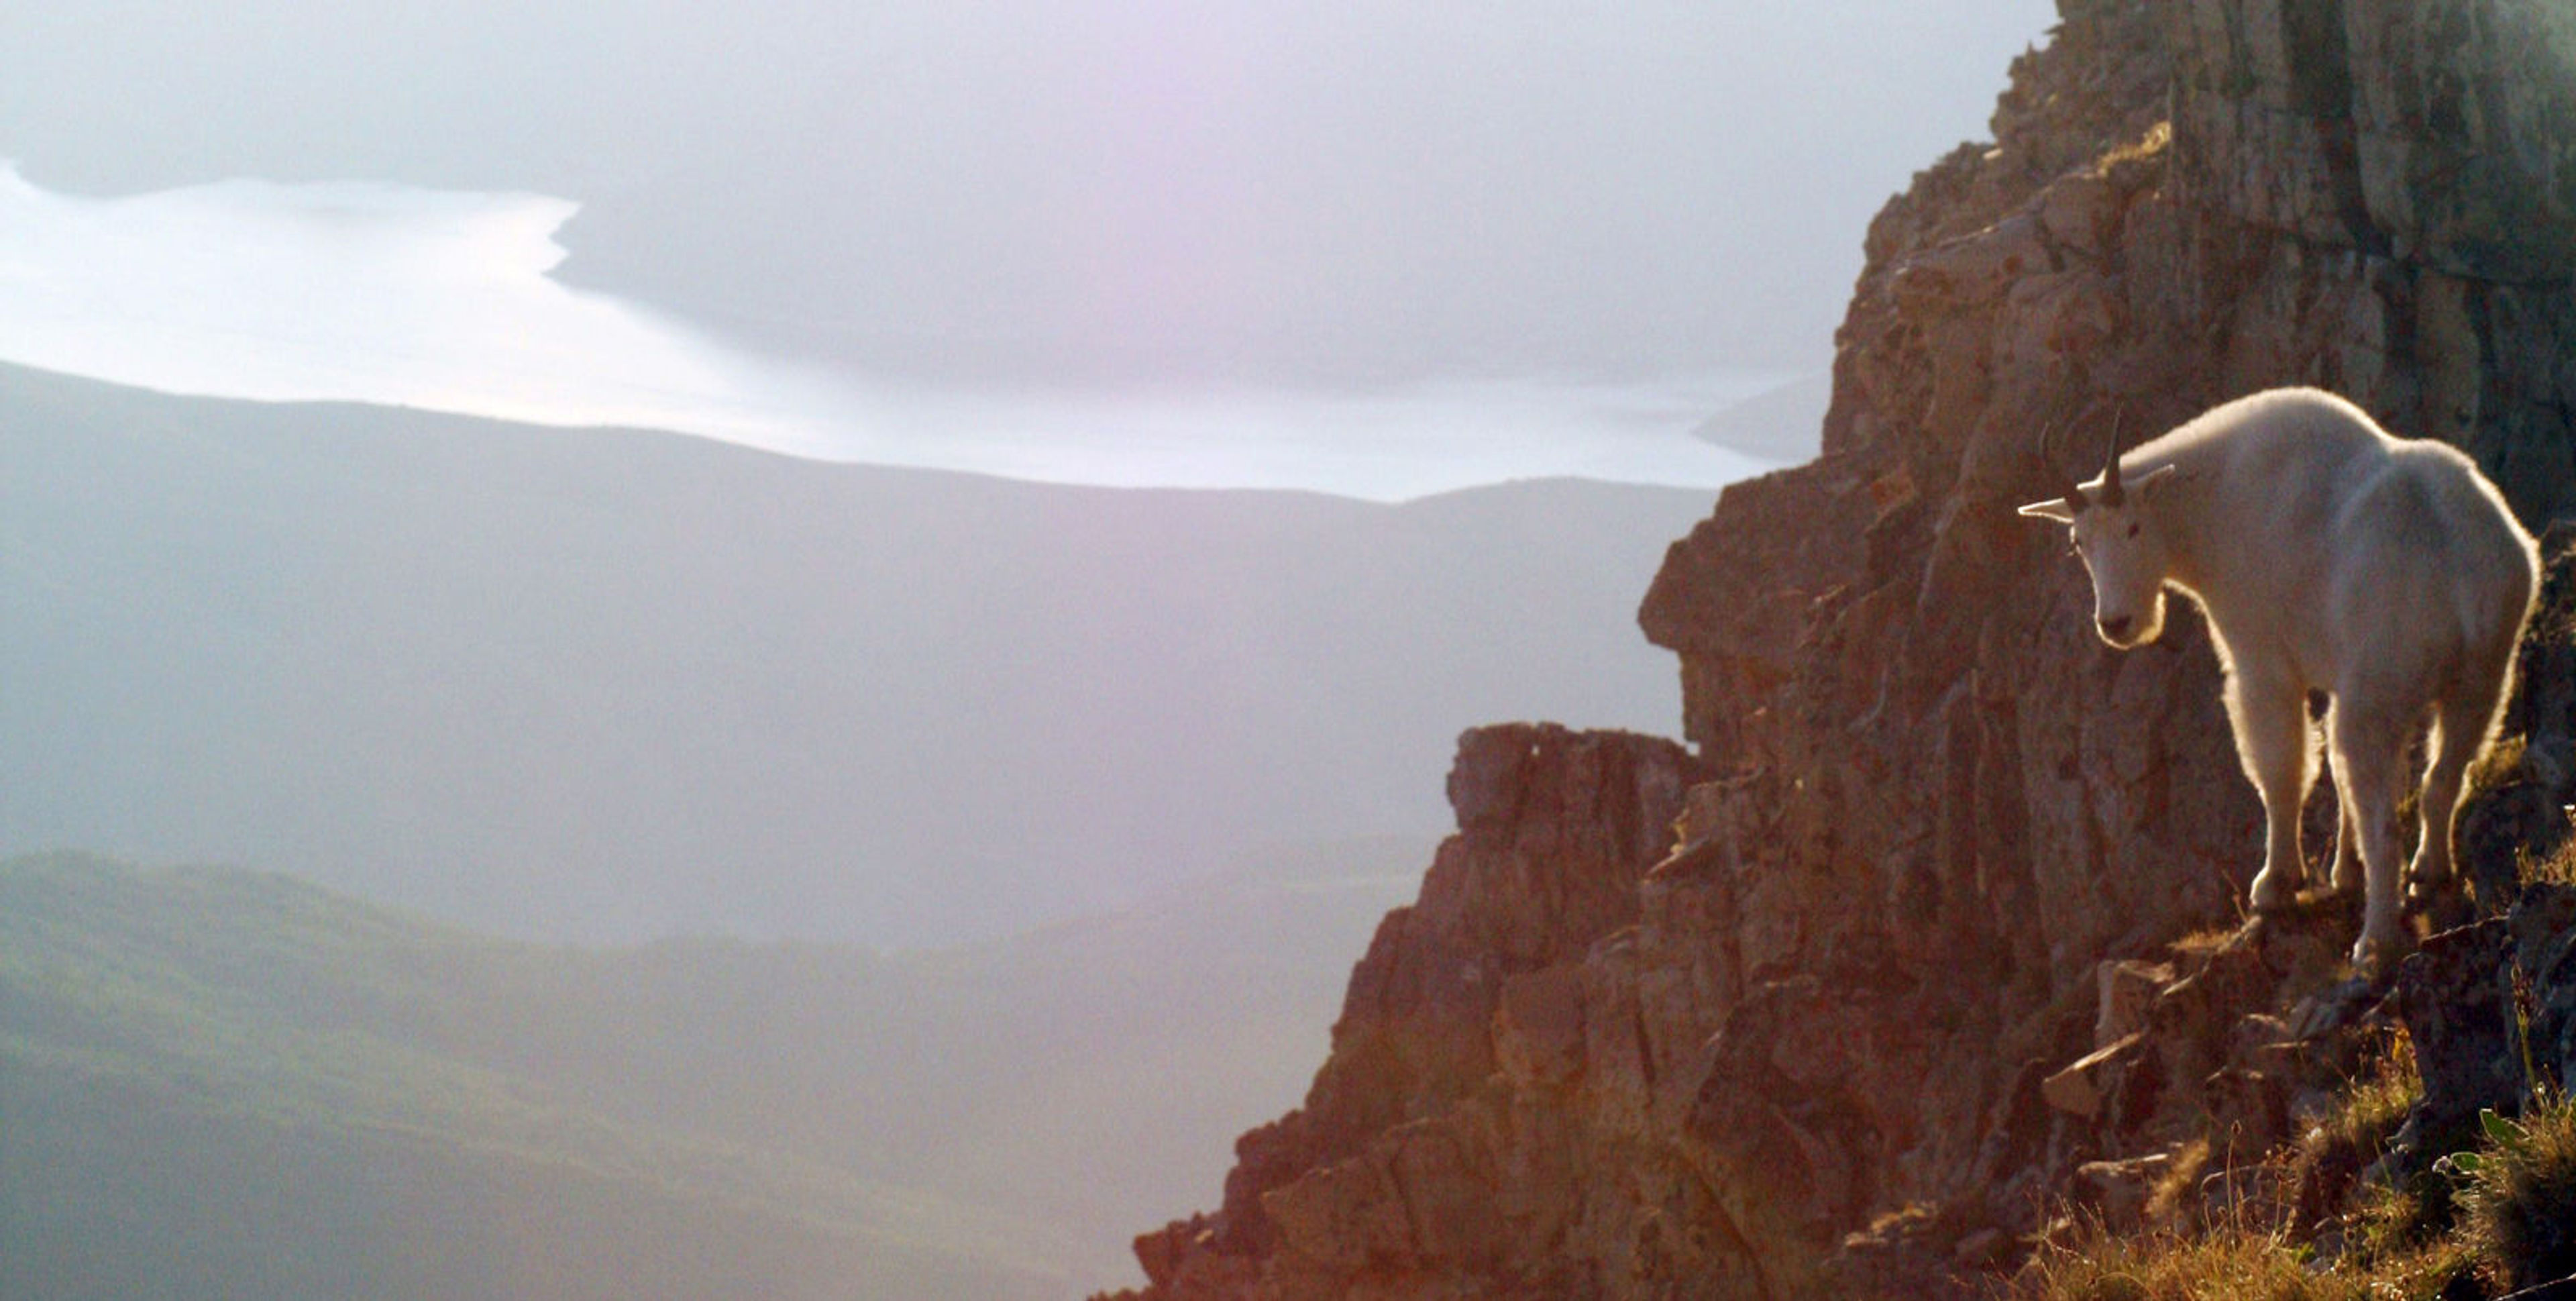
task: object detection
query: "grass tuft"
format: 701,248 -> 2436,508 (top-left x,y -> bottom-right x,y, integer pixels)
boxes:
2015,1216 -> 2474,1300
2459,1100 -> 2576,1293
2092,121 -> 2173,177
2011,1031 -> 2493,1300
2528,835 -> 2576,888
2015,1221 -> 2339,1300
2169,925 -> 2241,962
2290,1033 -> 2417,1224
2142,1140 -> 2210,1230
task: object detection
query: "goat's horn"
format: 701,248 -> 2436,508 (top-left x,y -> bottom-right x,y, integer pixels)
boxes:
2099,414 -> 2127,507
2039,415 -> 2089,515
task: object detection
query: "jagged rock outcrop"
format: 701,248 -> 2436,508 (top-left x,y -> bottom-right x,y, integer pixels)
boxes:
1109,1 -> 2576,1296
1124,723 -> 1711,1298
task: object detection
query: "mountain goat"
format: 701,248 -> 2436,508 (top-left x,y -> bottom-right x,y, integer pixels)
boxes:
2017,388 -> 2538,971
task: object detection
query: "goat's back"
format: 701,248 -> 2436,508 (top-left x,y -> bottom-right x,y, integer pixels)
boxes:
2137,388 -> 2535,682
2338,436 -> 2538,674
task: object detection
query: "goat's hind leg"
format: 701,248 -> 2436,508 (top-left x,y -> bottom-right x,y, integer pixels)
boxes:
2328,784 -> 2363,894
2331,696 -> 2414,972
2319,694 -> 2363,894
2409,670 -> 2509,906
2233,670 -> 2318,914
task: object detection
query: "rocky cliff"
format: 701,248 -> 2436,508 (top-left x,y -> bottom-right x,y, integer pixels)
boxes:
1108,1 -> 2576,1296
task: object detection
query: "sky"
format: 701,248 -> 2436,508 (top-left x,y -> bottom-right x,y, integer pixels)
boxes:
0,1 -> 2061,489
0,1 -> 2060,376
0,161 -> 1785,497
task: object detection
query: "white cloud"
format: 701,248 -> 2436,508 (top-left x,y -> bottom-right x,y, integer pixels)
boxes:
0,164 -> 1783,499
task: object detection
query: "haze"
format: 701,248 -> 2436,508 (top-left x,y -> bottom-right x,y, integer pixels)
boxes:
0,0 -> 2057,391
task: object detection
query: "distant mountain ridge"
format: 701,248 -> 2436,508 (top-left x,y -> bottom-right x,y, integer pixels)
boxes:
0,845 -> 1422,1296
1690,372 -> 1828,464
0,851 -> 1059,1299
0,362 -> 1710,947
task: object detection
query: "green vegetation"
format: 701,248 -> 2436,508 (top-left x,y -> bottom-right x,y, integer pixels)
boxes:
2457,1103 -> 2576,1292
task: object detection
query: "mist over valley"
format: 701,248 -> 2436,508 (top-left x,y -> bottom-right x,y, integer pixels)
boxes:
0,362 -> 1725,946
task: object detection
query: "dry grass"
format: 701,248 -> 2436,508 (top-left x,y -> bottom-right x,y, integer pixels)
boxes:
2143,1140 -> 2212,1229
2169,925 -> 2242,962
2287,1033 -> 2475,1265
2527,835 -> 2576,888
2016,1225 -> 2320,1301
2017,1086 -> 2576,1301
2014,1219 -> 2428,1301
2290,1034 -> 2418,1214
2015,1210 -> 2473,1301
2093,121 -> 2173,176
2012,1033 -> 2490,1300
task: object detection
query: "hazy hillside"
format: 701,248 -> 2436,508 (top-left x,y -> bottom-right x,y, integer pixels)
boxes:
0,847 -> 1421,1296
1691,372 -> 1829,464
0,362 -> 1704,947
0,852 -> 1051,1300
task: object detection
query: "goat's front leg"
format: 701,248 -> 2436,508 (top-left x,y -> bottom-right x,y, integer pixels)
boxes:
2231,670 -> 2315,914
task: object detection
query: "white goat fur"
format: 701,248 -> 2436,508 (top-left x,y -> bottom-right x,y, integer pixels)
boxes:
2018,387 -> 2539,969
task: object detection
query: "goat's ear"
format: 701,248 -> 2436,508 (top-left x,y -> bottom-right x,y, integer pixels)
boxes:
2017,498 -> 2078,522
2133,464 -> 2180,501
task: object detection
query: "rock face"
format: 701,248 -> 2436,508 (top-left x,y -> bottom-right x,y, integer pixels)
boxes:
1126,723 -> 1713,1298
1108,1 -> 2576,1296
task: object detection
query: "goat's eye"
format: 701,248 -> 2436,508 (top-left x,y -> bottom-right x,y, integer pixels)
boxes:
2125,523 -> 2140,538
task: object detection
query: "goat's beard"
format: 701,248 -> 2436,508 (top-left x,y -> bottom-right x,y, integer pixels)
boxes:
2097,589 -> 2167,648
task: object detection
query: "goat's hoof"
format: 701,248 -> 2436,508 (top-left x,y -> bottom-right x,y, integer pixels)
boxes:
2402,874 -> 2451,906
2249,876 -> 2301,915
2414,888 -> 2476,934
2350,933 -> 2410,978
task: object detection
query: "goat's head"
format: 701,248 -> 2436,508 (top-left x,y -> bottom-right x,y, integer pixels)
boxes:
2017,422 -> 2181,649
